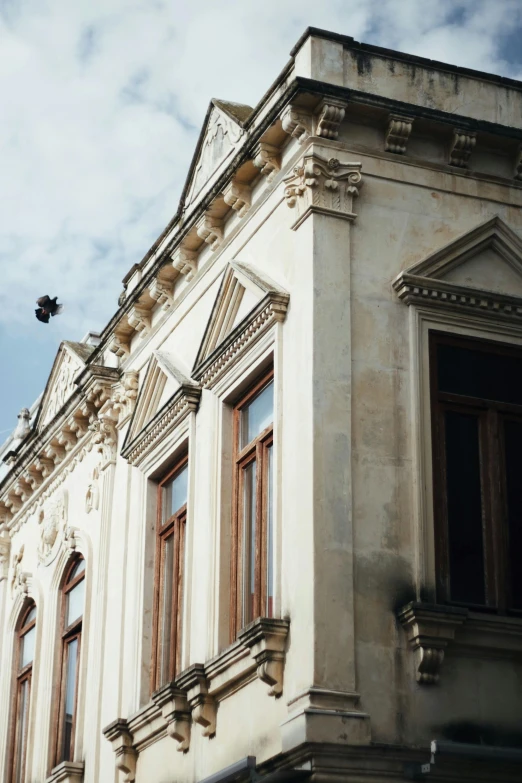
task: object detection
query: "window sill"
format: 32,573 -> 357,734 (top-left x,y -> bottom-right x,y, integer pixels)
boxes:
104,617 -> 290,762
398,601 -> 522,684
45,761 -> 84,783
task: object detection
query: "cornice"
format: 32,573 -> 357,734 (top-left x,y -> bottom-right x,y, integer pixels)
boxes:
192,292 -> 289,390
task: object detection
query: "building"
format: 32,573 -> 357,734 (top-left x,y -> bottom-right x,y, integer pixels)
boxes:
1,26 -> 522,783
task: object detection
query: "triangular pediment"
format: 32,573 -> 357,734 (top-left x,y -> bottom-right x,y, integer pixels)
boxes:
194,261 -> 288,370
36,342 -> 94,430
180,99 -> 252,213
396,216 -> 522,297
126,351 -> 193,444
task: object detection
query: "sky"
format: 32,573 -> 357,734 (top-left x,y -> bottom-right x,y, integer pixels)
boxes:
1,0 -> 522,437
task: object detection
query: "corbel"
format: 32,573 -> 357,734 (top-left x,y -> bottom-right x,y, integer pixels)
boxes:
196,214 -> 224,251
0,503 -> 13,525
223,179 -> 252,217
315,98 -> 347,139
103,719 -> 137,783
253,142 -> 281,181
238,617 -> 290,697
514,145 -> 522,181
0,531 -> 11,581
127,303 -> 151,335
449,129 -> 476,167
108,334 -> 130,359
5,492 -> 23,513
13,478 -> 32,504
398,602 -> 468,684
281,104 -> 313,144
148,276 -> 173,310
57,428 -> 77,452
152,683 -> 192,752
171,245 -> 198,280
34,456 -> 54,479
67,413 -> 90,438
177,664 -> 217,737
385,113 -> 414,154
110,370 -> 139,428
25,466 -> 44,490
44,441 -> 66,466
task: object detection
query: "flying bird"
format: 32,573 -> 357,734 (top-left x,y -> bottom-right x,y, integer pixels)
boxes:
35,295 -> 63,323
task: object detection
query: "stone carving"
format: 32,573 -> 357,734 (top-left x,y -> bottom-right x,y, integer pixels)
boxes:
223,180 -> 252,217
103,719 -> 137,783
449,129 -> 476,167
188,107 -> 241,204
398,602 -> 467,684
13,408 -> 32,440
148,277 -> 173,310
385,114 -> 414,154
315,98 -> 347,139
171,246 -> 198,280
253,142 -> 281,181
111,371 -> 139,428
238,618 -> 290,697
108,334 -> 130,359
284,151 -> 363,229
152,684 -> 191,752
196,214 -> 224,251
177,664 -> 217,738
38,489 -> 68,564
42,350 -> 82,427
90,416 -> 118,468
0,531 -> 11,581
11,545 -> 27,595
281,105 -> 313,144
127,304 -> 151,335
85,467 -> 100,514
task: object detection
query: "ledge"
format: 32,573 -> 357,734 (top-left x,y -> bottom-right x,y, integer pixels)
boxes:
45,761 -> 84,783
398,602 -> 522,684
105,618 -> 290,759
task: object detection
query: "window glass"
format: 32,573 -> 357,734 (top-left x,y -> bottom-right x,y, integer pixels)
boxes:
240,381 -> 274,448
266,444 -> 274,617
66,579 -> 85,627
15,680 -> 29,783
437,342 -> 522,405
445,411 -> 486,605
68,560 -> 85,583
242,461 -> 257,626
21,626 -> 36,668
24,606 -> 37,626
159,532 -> 175,687
163,463 -> 188,521
61,638 -> 78,761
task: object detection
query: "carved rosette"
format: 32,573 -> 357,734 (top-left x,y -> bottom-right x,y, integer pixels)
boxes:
450,129 -> 476,167
385,114 -> 414,154
284,151 -> 363,229
281,105 -> 312,144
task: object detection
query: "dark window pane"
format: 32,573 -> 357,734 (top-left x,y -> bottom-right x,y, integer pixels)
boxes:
437,342 -> 522,405
445,411 -> 486,605
503,419 -> 522,611
61,638 -> 78,761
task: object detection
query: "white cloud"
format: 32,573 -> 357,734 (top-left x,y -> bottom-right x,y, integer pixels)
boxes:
0,0 -> 521,424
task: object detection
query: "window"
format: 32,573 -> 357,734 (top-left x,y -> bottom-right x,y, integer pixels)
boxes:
231,370 -> 274,639
9,602 -> 36,783
151,455 -> 188,691
430,332 -> 522,614
55,557 -> 85,765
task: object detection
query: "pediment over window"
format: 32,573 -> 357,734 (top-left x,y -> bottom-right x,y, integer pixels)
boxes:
180,99 -> 252,215
393,216 -> 522,317
36,342 -> 95,430
192,261 -> 289,388
121,353 -> 200,467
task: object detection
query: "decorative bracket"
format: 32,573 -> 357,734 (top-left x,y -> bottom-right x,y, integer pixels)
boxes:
449,129 -> 476,167
0,531 -> 11,581
103,719 -> 137,783
238,617 -> 290,697
223,180 -> 252,217
398,602 -> 467,684
281,105 -> 313,144
197,214 -> 224,251
284,148 -> 363,230
385,114 -> 414,154
171,246 -> 198,280
315,98 -> 347,140
108,334 -> 130,359
148,277 -> 173,310
45,761 -> 84,783
177,664 -> 217,737
253,142 -> 281,181
152,683 -> 191,752
127,304 -> 151,335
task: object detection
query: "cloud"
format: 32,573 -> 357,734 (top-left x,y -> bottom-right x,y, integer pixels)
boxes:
0,0 -> 521,430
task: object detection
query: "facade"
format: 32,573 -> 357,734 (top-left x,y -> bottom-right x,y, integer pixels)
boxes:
1,26 -> 522,783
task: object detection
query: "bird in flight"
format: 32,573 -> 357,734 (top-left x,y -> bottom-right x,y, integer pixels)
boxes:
35,295 -> 63,323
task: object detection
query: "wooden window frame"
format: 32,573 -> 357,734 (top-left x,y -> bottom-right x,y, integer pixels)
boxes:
430,331 -> 522,615
230,369 -> 275,641
150,454 -> 188,693
8,602 -> 36,783
54,557 -> 85,766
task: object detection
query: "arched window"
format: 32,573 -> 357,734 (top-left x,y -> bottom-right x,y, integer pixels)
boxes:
54,557 -> 85,765
9,601 -> 36,783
